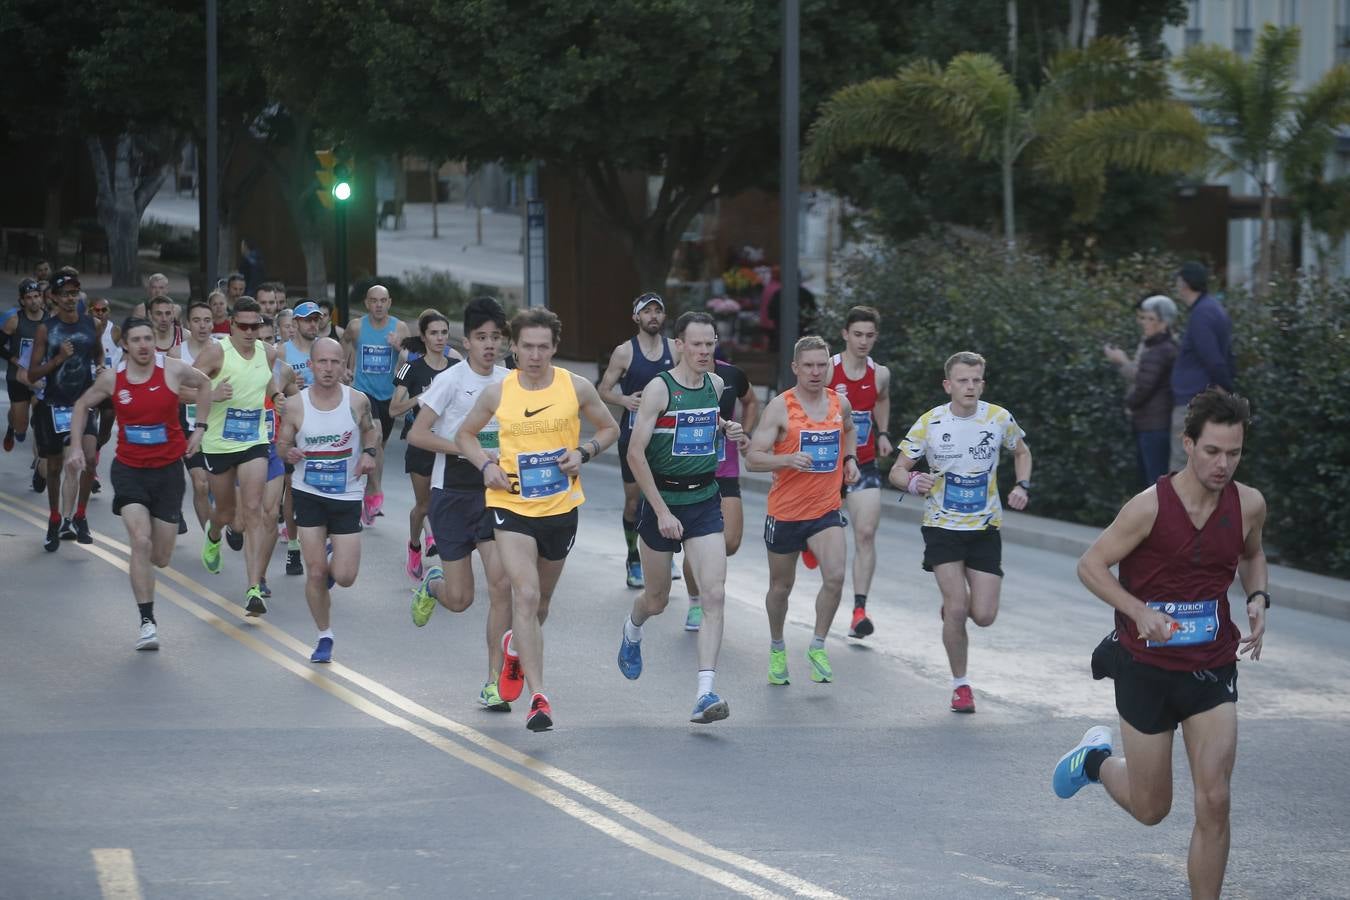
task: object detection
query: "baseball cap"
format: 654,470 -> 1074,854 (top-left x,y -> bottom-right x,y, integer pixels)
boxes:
51,273 -> 80,293
632,292 -> 664,314
19,278 -> 40,296
293,300 -> 323,318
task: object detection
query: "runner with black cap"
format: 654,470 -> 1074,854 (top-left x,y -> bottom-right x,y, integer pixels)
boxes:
23,273 -> 101,550
598,292 -> 677,589
2,278 -> 46,456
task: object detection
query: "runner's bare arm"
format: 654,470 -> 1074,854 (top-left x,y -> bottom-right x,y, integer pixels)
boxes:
874,364 -> 893,457
22,323 -> 57,382
276,389 -> 305,463
192,340 -> 224,380
454,383 -> 504,471
743,395 -> 791,472
340,318 -> 360,378
574,374 -> 620,456
1237,484 -> 1270,659
598,342 -> 636,410
64,370 -> 116,470
407,402 -> 457,455
1008,440 -> 1032,510
624,376 -> 674,519
839,395 -> 860,484
1077,489 -> 1174,642
166,357 -> 215,430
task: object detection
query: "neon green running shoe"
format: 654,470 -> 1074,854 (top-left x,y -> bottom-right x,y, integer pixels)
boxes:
201,535 -> 222,575
768,648 -> 790,685
411,565 -> 443,627
478,681 -> 511,712
807,646 -> 833,683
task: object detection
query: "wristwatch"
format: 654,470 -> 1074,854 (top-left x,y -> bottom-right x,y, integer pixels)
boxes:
1247,590 -> 1271,609
362,447 -> 377,457
842,453 -> 857,465
1015,480 -> 1033,491
578,445 -> 592,464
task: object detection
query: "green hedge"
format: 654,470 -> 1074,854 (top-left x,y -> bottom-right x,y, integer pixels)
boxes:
831,239 -> 1350,578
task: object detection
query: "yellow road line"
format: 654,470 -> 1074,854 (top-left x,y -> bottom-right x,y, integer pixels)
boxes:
91,848 -> 143,900
2,494 -> 838,899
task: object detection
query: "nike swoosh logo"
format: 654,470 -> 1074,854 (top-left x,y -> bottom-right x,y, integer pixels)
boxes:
494,512 -> 505,525
466,390 -> 476,395
523,405 -> 553,417
148,386 -> 160,391
1226,679 -> 1235,694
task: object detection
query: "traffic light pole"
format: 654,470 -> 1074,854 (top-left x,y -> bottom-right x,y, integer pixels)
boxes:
335,202 -> 348,326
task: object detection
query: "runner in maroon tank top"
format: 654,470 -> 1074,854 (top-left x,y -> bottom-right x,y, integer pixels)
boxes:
64,317 -> 214,652
1051,389 -> 1270,900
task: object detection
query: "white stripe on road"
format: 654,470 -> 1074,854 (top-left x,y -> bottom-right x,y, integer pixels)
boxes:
91,849 -> 143,900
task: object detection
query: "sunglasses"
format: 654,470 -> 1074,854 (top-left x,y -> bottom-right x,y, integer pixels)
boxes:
234,320 -> 263,331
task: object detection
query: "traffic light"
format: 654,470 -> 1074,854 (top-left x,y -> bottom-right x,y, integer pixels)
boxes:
314,149 -> 353,209
333,162 -> 352,202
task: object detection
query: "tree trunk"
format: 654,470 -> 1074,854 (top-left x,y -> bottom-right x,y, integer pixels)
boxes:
1004,0 -> 1019,252
429,160 -> 439,239
87,133 -> 169,288
1066,0 -> 1099,49
299,230 -> 327,301
1257,182 -> 1273,296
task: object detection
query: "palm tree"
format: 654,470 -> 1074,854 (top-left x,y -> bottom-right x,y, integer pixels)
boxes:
803,38 -> 1208,250
1177,24 -> 1350,290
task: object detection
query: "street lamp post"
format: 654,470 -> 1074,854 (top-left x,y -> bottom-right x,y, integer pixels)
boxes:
778,0 -> 800,391
333,167 -> 351,326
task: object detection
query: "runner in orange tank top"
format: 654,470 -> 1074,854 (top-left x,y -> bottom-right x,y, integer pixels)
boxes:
745,336 -> 859,687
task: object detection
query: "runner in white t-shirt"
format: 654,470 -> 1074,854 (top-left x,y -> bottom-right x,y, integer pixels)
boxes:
406,298 -> 516,711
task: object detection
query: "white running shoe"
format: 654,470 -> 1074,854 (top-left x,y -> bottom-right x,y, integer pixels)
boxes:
136,621 -> 159,651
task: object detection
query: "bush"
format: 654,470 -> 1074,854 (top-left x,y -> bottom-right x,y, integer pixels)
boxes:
832,238 -> 1350,578
352,269 -> 472,321
139,218 -> 176,248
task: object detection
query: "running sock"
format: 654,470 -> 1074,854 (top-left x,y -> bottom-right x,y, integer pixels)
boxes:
810,635 -> 826,650
49,510 -> 60,524
137,602 -> 155,625
624,615 -> 643,643
854,593 -> 867,609
1084,748 -> 1111,782
770,639 -> 786,652
287,538 -> 300,551
318,628 -> 334,640
952,676 -> 971,689
505,632 -> 518,657
408,541 -> 420,552
622,516 -> 639,563
76,505 -> 87,519
688,594 -> 701,608
697,669 -> 715,697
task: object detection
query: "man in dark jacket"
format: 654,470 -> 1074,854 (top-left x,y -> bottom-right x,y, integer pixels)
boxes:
1124,296 -> 1178,487
1169,262 -> 1234,471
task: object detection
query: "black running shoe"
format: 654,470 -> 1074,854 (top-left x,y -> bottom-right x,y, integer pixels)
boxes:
177,514 -> 188,535
32,462 -> 46,494
285,548 -> 304,576
72,516 -> 93,545
59,517 -> 78,541
225,526 -> 244,551
44,519 -> 60,552
90,476 -> 101,495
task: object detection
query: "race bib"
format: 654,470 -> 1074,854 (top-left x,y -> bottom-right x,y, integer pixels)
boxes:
303,458 -> 348,493
185,403 -> 197,422
18,337 -> 33,369
799,428 -> 840,472
716,432 -> 727,463
479,427 -> 500,459
943,472 -> 989,513
672,409 -> 717,457
124,423 -> 168,445
516,448 -> 568,499
361,344 -> 393,375
852,410 -> 873,444
1146,599 -> 1220,648
222,407 -> 262,442
50,405 -> 73,434
265,408 -> 277,442
627,410 -> 637,430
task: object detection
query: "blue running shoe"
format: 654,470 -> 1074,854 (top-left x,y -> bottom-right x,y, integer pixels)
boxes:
1053,725 -> 1112,799
617,629 -> 643,680
325,541 -> 335,590
690,692 -> 729,724
310,637 -> 334,664
625,560 -> 643,589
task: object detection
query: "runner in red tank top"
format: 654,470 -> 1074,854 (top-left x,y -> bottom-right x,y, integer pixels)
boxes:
745,336 -> 859,687
1052,389 -> 1270,900
65,317 -> 213,652
827,306 -> 894,640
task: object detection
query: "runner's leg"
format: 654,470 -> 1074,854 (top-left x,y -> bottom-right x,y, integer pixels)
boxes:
631,539 -> 674,626
765,550 -> 799,642
479,540 -> 513,681
844,487 -> 880,598
934,561 -> 973,677
328,530 -> 361,588
234,457 -> 269,588
299,524 -> 333,630
497,530 -> 546,693
805,526 -> 848,640
966,569 -> 1002,627
1180,703 -> 1238,899
1098,717 -> 1175,826
683,532 -> 727,672
189,467 -> 211,529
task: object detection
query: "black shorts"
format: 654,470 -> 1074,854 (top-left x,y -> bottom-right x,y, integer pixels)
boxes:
292,488 -> 363,535
33,400 -> 98,458
111,458 -> 186,524
716,476 -> 741,499
844,460 -> 883,494
764,509 -> 845,555
921,525 -> 1003,576
184,450 -> 207,471
6,378 -> 32,404
367,395 -> 394,444
202,443 -> 269,475
490,507 -> 578,562
638,494 -> 724,553
428,487 -> 494,561
405,445 -> 435,477
617,437 -> 636,484
1091,632 -> 1238,735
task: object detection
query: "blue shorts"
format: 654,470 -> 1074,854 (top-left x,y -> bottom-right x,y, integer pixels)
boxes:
637,494 -> 724,553
266,444 -> 285,482
429,488 -> 494,562
844,460 -> 882,494
763,508 -> 845,555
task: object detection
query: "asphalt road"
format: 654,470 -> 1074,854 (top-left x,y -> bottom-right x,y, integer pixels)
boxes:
1,421 -> 1348,899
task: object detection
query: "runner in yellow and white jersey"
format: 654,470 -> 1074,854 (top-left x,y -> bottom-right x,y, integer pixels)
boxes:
455,308 -> 619,732
889,351 -> 1032,714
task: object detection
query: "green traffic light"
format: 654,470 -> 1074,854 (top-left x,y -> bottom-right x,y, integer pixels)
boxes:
333,181 -> 352,202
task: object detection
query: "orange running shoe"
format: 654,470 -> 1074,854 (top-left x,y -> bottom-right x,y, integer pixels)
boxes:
848,606 -> 874,638
951,684 -> 976,714
526,693 -> 553,732
497,630 -> 525,702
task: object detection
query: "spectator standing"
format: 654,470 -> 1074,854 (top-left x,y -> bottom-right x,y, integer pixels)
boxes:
1169,262 -> 1234,472
239,239 -> 266,295
1105,295 -> 1178,488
